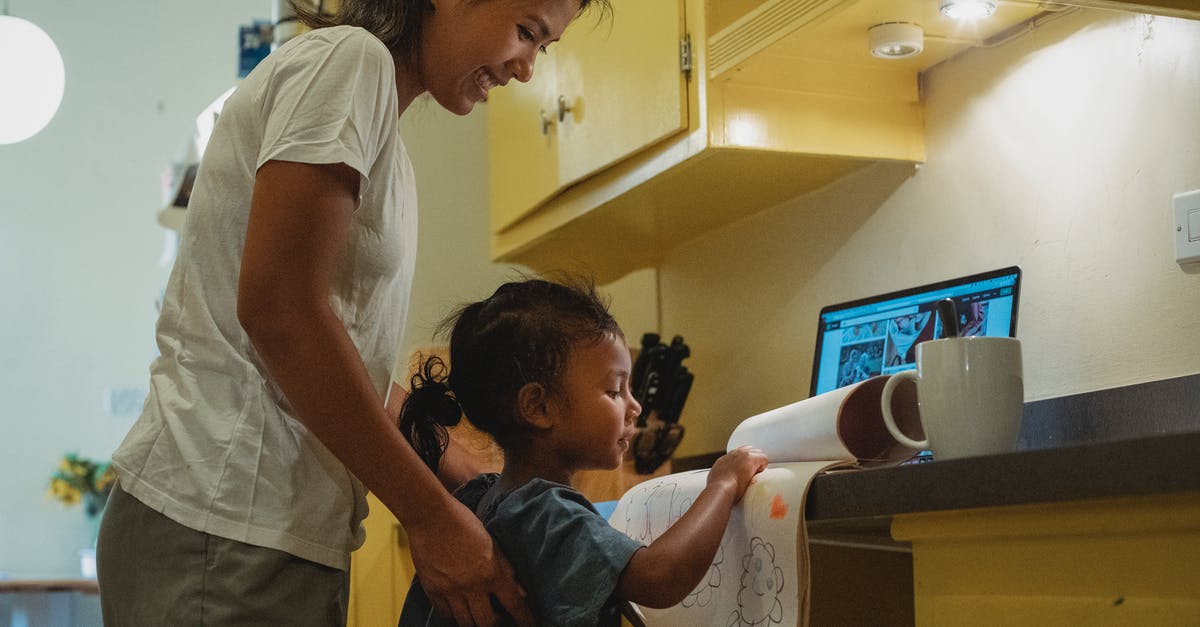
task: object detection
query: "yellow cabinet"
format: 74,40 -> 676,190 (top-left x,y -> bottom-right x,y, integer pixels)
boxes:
553,0 -> 688,187
347,494 -> 414,627
487,51 -> 562,231
892,492 -> 1200,626
482,0 -> 952,283
488,0 -> 687,232
486,0 -> 1199,284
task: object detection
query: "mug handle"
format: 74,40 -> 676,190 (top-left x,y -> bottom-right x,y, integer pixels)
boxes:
880,370 -> 929,449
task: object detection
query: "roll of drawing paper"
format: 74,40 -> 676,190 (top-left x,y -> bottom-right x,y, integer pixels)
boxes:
726,376 -> 920,465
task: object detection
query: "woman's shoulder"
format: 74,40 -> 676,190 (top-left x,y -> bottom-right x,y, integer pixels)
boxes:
279,25 -> 392,66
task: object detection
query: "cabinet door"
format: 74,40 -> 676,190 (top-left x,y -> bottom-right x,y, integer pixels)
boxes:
348,493 -> 415,627
487,52 -> 561,232
555,0 -> 688,186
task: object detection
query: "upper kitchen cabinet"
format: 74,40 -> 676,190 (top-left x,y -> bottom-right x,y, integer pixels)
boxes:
487,0 -> 1199,284
487,0 -> 687,232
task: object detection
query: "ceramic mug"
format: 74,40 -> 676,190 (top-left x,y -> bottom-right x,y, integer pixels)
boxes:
880,336 -> 1023,460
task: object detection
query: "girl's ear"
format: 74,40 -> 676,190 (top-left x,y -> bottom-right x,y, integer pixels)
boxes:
516,382 -> 556,430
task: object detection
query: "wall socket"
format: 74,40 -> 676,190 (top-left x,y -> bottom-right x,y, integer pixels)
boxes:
1174,189 -> 1200,266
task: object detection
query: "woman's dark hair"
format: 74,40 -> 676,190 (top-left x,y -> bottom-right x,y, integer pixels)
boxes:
290,0 -> 611,61
399,277 -> 621,473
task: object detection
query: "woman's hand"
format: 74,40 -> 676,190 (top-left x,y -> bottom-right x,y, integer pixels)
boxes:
705,445 -> 769,505
406,497 -> 533,626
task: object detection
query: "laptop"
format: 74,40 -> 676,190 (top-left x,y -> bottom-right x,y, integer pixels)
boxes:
810,266 -> 1022,398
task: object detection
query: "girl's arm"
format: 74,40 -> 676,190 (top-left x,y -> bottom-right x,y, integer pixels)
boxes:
239,160 -> 530,627
614,446 -> 768,608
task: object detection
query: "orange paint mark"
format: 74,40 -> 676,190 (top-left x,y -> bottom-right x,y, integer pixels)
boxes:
769,494 -> 788,519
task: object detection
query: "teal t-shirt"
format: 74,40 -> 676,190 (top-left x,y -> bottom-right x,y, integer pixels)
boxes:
398,474 -> 644,626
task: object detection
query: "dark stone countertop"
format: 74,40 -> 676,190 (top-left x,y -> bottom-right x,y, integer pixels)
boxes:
672,374 -> 1199,549
804,431 -> 1200,549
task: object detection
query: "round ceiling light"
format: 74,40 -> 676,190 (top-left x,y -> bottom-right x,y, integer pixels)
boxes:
940,0 -> 998,21
868,22 -> 924,60
0,15 -> 66,144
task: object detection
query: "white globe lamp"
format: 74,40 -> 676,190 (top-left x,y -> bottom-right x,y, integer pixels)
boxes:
0,15 -> 66,144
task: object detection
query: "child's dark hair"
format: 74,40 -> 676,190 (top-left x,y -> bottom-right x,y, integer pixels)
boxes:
399,277 -> 622,473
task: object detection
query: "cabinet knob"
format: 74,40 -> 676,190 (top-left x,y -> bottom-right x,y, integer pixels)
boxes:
539,109 -> 553,136
557,95 -> 574,123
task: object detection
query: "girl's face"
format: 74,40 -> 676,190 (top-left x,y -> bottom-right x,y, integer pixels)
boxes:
419,0 -> 579,115
549,333 -> 641,472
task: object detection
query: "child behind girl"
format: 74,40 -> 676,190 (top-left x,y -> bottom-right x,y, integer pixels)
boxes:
397,278 -> 768,626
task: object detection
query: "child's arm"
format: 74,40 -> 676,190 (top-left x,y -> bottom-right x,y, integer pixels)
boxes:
615,446 -> 769,608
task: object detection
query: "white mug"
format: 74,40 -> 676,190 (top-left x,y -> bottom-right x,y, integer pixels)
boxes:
880,336 -> 1023,460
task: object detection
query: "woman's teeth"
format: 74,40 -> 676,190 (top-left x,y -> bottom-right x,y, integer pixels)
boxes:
476,70 -> 496,96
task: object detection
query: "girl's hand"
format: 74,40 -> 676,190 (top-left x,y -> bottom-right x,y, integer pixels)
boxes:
706,445 -> 768,505
616,445 -> 769,607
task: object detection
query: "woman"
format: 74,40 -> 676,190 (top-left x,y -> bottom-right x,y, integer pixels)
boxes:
97,1 -> 602,625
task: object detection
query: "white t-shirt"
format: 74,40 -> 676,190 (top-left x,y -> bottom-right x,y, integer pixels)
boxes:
113,26 -> 417,570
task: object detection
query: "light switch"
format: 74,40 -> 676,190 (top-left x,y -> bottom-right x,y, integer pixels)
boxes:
1175,189 -> 1200,265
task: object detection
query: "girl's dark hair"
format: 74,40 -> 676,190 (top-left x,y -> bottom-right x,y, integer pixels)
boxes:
399,277 -> 621,473
290,0 -> 611,61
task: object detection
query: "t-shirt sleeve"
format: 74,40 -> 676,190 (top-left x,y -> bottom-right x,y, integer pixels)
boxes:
254,29 -> 396,183
488,482 -> 644,627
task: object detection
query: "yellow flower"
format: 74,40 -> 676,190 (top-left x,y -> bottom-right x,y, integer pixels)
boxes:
47,453 -> 114,509
96,466 -> 116,492
48,477 -> 82,505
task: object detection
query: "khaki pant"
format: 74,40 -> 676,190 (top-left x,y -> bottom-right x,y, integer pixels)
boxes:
97,482 -> 349,626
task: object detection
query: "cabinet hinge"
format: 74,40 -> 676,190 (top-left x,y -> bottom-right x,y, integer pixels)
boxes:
679,33 -> 693,79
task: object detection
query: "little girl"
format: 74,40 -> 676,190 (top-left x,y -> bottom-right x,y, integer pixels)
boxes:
397,278 -> 768,626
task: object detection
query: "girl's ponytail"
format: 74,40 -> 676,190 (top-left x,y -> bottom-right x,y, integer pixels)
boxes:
398,355 -> 462,473
400,276 -> 621,465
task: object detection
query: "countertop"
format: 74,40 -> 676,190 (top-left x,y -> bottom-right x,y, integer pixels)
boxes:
804,431 -> 1200,549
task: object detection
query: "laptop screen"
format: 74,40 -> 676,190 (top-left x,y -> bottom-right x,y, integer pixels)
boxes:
810,266 -> 1021,398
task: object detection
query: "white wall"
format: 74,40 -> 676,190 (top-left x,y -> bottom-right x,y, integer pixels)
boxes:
661,10 -> 1200,457
396,104 -> 527,359
0,0 -> 273,579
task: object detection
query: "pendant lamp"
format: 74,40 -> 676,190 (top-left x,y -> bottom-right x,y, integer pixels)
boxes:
0,6 -> 65,144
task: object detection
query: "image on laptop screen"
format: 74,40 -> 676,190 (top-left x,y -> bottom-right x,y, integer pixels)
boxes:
810,266 -> 1021,398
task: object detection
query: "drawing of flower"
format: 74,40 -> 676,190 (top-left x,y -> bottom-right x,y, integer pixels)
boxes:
728,537 -> 784,626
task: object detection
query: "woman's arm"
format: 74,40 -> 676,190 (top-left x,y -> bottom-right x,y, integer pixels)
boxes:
239,160 -> 528,626
614,446 -> 768,608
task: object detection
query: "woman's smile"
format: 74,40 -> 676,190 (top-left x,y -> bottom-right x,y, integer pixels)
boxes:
473,68 -> 502,101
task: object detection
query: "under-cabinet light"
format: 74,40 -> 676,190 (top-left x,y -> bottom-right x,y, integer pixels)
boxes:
868,22 -> 924,59
940,0 -> 997,20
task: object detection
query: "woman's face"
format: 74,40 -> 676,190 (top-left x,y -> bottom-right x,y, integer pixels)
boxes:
419,0 -> 579,115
